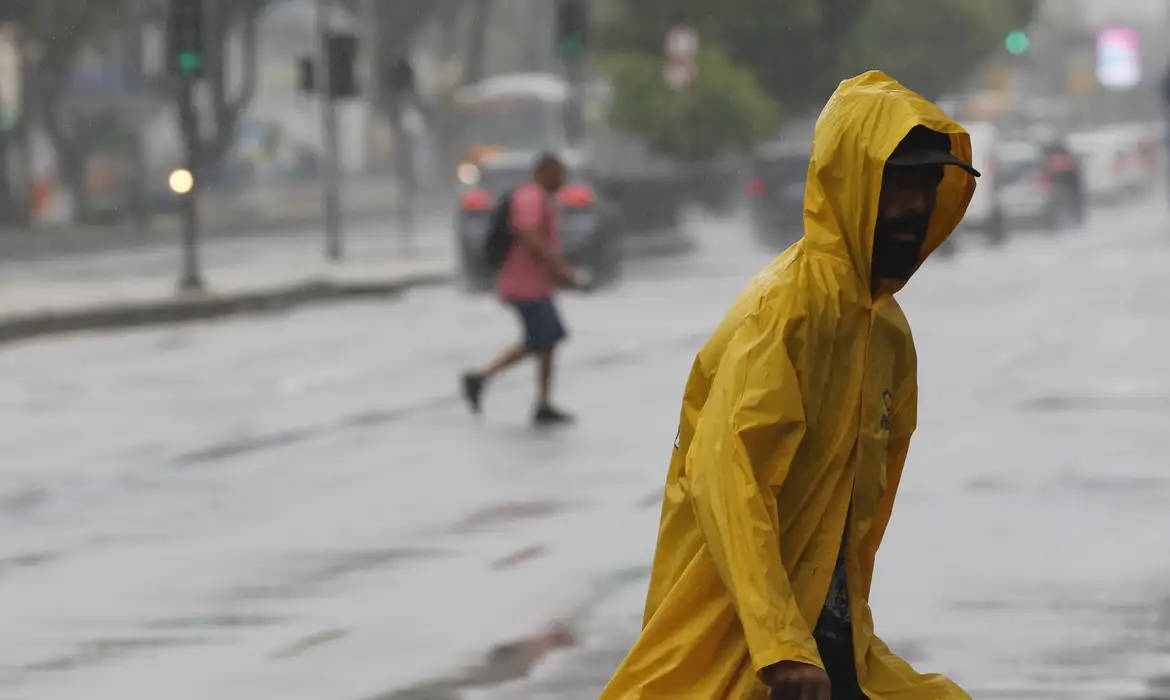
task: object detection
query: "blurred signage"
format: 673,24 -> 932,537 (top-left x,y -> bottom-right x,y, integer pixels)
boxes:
1096,26 -> 1141,91
663,62 -> 697,91
664,25 -> 699,92
664,25 -> 699,60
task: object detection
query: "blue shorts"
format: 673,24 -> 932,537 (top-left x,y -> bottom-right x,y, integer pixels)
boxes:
510,298 -> 567,353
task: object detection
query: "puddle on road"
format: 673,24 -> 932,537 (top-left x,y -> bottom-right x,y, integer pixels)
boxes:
451,501 -> 571,535
952,593 -> 1170,700
0,549 -> 58,579
270,627 -> 349,660
637,489 -> 662,509
490,545 -> 547,570
172,427 -> 327,466
1019,394 -> 1170,414
16,635 -> 210,680
0,487 -> 47,516
145,613 -> 287,631
230,546 -> 446,601
365,624 -> 577,700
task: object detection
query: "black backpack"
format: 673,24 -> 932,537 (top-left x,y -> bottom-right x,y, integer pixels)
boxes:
483,190 -> 515,270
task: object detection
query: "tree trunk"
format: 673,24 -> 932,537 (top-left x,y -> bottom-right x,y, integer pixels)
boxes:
0,137 -> 29,226
464,0 -> 495,84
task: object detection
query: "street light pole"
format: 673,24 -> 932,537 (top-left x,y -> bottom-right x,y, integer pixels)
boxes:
175,79 -> 204,293
316,0 -> 344,261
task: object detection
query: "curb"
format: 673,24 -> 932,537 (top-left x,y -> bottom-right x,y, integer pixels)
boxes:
0,229 -> 696,348
0,272 -> 452,347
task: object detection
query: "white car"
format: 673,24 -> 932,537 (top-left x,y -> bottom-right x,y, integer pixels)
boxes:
1067,128 -> 1146,204
995,140 -> 1075,230
958,121 -> 1007,244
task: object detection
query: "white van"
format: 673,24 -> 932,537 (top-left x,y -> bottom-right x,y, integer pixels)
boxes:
959,121 -> 1006,244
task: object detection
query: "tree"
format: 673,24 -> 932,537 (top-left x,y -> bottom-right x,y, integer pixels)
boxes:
0,0 -> 139,223
836,0 -> 1042,101
598,0 -> 874,116
603,48 -> 781,161
167,0 -> 270,180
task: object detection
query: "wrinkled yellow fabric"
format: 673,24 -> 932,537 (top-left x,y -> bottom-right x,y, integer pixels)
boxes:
599,71 -> 977,700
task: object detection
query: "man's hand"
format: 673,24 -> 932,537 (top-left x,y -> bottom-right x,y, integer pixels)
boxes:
552,263 -> 589,288
762,661 -> 831,700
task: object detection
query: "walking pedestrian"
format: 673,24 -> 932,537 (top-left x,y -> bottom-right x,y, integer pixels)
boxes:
461,152 -> 585,426
601,71 -> 982,700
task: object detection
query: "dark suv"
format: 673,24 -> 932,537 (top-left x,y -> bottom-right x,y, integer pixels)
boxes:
746,141 -> 810,249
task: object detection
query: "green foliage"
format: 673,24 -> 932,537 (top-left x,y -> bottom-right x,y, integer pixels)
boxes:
603,48 -> 781,161
598,0 -> 873,115
598,0 -> 1040,115
836,0 -> 1042,100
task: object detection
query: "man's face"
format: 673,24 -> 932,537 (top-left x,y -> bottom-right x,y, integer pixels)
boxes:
872,164 -> 943,285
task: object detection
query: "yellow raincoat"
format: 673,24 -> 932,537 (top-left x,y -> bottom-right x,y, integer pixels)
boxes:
600,71 -> 977,699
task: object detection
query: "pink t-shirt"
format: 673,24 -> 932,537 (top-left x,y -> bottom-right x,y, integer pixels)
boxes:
497,181 -> 562,301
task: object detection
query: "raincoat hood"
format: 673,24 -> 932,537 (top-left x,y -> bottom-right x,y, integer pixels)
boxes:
803,71 -> 976,293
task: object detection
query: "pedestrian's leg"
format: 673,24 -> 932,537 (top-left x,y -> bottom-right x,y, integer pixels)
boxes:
461,344 -> 528,414
461,302 -> 537,415
536,350 -> 554,408
483,344 -> 530,380
530,300 -> 573,426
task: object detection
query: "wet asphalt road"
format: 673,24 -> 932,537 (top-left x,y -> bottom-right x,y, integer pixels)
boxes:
2,204 -> 1170,699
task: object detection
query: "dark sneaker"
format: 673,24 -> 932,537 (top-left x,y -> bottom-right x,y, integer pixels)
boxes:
533,405 -> 574,427
461,373 -> 484,414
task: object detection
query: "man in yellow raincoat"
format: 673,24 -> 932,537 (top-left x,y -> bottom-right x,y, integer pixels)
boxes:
600,71 -> 980,700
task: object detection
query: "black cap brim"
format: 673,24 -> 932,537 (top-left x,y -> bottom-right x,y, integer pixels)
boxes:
887,150 -> 981,177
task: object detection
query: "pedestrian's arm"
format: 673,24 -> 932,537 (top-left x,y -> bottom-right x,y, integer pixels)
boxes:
686,310 -> 822,674
512,224 -> 576,282
510,189 -> 575,282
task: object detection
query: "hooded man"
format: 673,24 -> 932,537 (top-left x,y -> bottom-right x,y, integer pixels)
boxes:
600,71 -> 980,700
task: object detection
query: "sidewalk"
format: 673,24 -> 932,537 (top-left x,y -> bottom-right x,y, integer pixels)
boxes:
0,232 -> 454,346
0,223 -> 698,347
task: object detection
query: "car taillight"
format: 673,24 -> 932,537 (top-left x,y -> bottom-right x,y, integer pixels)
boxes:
460,189 -> 493,211
1050,153 -> 1072,171
559,185 -> 595,207
746,177 -> 765,197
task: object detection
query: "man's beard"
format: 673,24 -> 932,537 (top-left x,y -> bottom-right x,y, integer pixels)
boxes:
871,215 -> 929,282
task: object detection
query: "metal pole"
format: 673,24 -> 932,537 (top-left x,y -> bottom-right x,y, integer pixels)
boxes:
176,79 -> 204,293
558,0 -> 586,146
317,0 -> 343,261
364,0 -> 380,172
564,58 -> 585,146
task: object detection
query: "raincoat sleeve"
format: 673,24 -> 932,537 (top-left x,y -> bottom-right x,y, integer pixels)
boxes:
685,307 -> 821,672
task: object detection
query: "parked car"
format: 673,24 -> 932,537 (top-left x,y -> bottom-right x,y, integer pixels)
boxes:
745,140 -> 810,249
1068,128 -> 1146,205
958,121 -> 1007,245
1034,130 -> 1086,225
455,149 -> 622,294
995,140 -> 1080,231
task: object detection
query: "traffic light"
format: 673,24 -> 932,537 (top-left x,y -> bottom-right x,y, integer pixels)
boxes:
327,32 -> 358,98
1005,30 -> 1029,55
167,0 -> 204,78
556,0 -> 587,58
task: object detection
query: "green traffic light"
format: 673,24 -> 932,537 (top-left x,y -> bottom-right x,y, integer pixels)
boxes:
178,50 -> 201,72
1005,30 -> 1029,55
559,35 -> 583,56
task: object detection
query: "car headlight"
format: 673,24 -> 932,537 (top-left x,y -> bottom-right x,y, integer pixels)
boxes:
457,162 -> 480,185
